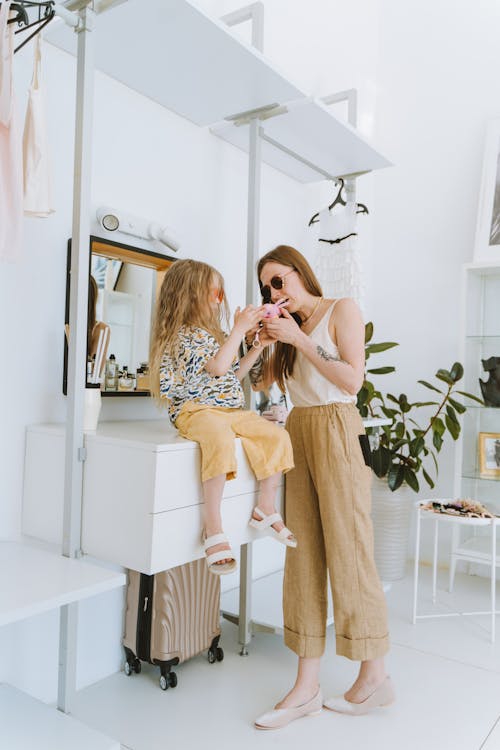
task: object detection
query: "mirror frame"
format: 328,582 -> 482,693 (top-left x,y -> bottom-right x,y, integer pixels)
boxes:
63,235 -> 176,396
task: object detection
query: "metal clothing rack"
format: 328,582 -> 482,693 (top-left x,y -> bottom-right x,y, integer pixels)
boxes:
3,1 -> 79,52
42,0 -> 391,709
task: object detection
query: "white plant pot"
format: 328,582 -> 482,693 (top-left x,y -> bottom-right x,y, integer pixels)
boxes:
371,476 -> 414,582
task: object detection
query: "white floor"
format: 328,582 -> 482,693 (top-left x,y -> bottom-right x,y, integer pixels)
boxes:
70,566 -> 500,750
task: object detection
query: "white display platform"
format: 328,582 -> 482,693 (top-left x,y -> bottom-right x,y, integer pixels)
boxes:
0,541 -> 126,627
0,685 -> 119,750
45,0 -> 304,126
212,97 -> 392,183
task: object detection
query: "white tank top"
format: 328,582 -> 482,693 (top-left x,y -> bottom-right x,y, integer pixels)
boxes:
286,300 -> 356,407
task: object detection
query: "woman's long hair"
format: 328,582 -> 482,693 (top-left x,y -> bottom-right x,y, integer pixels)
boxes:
257,245 -> 323,391
150,259 -> 229,403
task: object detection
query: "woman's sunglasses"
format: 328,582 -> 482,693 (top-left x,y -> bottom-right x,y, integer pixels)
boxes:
259,269 -> 295,302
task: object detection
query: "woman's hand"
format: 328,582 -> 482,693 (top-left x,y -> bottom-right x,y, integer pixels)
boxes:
246,323 -> 276,349
263,308 -> 303,346
234,305 -> 266,336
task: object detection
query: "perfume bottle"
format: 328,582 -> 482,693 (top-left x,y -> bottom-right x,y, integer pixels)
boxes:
118,366 -> 134,391
105,354 -> 118,391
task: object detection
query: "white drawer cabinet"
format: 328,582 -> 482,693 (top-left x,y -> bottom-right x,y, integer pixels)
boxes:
23,420 -> 282,574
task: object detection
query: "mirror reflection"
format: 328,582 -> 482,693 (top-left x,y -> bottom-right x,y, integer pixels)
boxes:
63,236 -> 176,396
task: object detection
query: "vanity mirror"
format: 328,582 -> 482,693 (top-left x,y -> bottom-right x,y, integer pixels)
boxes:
63,235 -> 176,396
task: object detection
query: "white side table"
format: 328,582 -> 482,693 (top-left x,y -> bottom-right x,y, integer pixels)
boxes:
412,501 -> 500,643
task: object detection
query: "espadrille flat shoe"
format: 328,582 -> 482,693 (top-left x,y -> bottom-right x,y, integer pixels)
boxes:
254,689 -> 323,730
323,677 -> 395,715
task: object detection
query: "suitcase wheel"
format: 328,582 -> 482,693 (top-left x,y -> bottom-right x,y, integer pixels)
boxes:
124,658 -> 141,676
159,671 -> 177,690
208,646 -> 224,664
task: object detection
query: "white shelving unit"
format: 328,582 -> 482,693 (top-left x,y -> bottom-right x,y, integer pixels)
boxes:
452,262 -> 500,576
458,262 -> 500,507
0,540 -> 125,749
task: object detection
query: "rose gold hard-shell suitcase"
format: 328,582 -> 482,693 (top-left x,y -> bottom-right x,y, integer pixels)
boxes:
123,558 -> 223,690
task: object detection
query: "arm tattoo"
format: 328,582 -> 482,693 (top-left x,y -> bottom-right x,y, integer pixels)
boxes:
316,345 -> 348,366
316,345 -> 338,362
249,355 -> 264,386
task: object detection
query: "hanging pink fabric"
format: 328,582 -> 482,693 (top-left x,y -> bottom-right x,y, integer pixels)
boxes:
23,35 -> 54,217
0,0 -> 23,262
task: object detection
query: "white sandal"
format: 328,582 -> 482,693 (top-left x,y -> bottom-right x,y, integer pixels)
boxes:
249,508 -> 297,548
202,532 -> 237,576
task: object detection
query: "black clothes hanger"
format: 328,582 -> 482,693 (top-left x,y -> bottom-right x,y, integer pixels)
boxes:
8,2 -> 29,26
318,232 -> 357,245
308,178 -> 369,227
3,1 -> 55,53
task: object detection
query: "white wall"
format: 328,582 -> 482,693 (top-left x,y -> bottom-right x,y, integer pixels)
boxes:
3,0 -> 500,704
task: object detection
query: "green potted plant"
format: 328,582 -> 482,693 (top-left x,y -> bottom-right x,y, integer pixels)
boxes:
357,323 -> 482,582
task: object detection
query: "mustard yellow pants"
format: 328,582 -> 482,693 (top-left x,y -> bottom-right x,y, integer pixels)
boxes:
175,402 -> 294,482
283,402 -> 389,661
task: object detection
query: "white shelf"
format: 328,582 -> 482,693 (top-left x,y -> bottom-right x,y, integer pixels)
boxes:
46,3 -> 390,183
0,685 -> 119,750
211,97 -> 392,183
221,569 -> 334,635
46,0 -> 304,126
0,541 -> 126,627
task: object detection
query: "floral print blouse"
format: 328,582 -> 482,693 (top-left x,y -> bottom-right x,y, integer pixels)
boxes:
160,326 -> 245,424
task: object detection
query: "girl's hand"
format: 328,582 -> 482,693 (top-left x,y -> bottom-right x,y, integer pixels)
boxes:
234,305 -> 266,335
250,324 -> 276,349
263,308 -> 302,346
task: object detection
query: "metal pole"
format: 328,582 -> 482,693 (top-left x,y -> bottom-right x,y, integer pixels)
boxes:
491,520 -> 496,644
223,4 -> 264,655
238,114 -> 262,655
62,3 -> 95,561
59,3 -> 95,713
412,507 -> 421,624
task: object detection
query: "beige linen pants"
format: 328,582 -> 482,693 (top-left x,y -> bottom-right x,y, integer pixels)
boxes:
283,402 -> 389,661
175,402 -> 294,482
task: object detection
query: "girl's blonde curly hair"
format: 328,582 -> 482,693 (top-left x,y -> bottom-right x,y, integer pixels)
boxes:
149,259 -> 229,404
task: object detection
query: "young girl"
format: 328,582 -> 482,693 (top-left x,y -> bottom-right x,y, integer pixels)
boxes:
150,259 -> 295,575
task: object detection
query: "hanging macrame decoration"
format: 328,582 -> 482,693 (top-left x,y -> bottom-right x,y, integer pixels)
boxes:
308,180 -> 368,309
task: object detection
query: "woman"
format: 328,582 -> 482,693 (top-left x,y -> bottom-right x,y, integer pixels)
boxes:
251,245 -> 394,729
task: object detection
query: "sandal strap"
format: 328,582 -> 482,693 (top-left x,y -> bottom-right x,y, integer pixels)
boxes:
206,549 -> 235,566
276,526 -> 294,540
203,532 -> 229,550
254,511 -> 283,529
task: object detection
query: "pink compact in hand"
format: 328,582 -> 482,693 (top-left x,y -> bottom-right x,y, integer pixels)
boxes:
262,302 -> 283,319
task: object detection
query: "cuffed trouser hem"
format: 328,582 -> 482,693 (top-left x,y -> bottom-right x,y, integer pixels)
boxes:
336,633 -> 390,661
253,461 -> 295,482
201,465 -> 238,482
284,626 -> 326,659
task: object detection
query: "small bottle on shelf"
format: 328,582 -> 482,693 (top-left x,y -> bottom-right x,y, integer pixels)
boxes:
105,354 -> 118,391
118,366 -> 134,391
